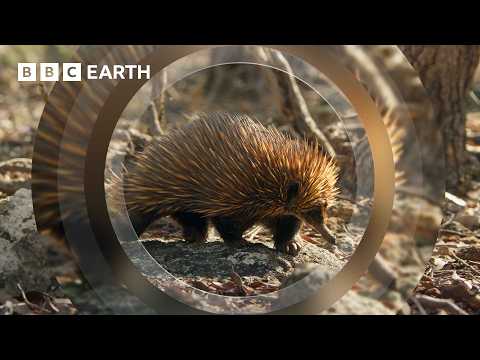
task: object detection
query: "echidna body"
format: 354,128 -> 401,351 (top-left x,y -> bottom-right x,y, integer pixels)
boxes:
112,113 -> 339,255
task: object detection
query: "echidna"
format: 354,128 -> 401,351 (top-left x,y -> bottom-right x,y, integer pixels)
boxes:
110,113 -> 339,255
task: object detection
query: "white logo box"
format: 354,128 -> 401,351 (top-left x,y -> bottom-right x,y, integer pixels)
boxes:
18,63 -> 82,82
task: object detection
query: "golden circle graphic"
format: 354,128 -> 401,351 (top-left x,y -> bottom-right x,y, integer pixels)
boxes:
32,45 -> 445,314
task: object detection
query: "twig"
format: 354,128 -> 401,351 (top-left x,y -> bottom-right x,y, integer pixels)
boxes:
148,100 -> 161,135
270,51 -> 337,158
414,294 -> 468,315
336,195 -> 372,210
246,225 -> 262,242
16,283 -> 51,314
230,265 -> 250,296
397,185 -> 443,207
147,70 -> 168,136
439,229 -> 468,237
451,252 -> 480,276
38,291 -> 61,313
470,91 -> 480,106
410,295 -> 428,315
441,213 -> 456,228
37,82 -> 50,102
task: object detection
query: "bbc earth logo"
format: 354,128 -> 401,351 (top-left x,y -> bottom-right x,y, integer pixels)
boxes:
17,63 -> 151,82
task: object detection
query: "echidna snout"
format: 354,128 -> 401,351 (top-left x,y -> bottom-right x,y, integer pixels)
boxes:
284,181 -> 336,245
301,205 -> 336,245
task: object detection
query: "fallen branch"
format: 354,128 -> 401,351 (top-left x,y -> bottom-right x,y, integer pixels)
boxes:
439,229 -> 468,237
451,252 -> 480,276
268,50 -> 337,158
369,255 -> 398,290
410,295 -> 427,315
150,70 -> 169,136
16,283 -> 51,314
230,266 -> 254,296
414,294 -> 468,315
336,194 -> 372,211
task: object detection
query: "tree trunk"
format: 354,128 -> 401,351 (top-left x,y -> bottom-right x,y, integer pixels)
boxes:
398,45 -> 480,190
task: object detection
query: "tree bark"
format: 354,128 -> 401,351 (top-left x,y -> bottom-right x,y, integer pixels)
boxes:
398,45 -> 480,190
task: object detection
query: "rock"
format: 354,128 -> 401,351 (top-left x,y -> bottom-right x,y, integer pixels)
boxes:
278,263 -> 336,307
0,188 -> 52,294
445,192 -> 467,209
336,237 -> 355,253
0,125 -> 33,162
455,208 -> 480,230
142,238 -> 344,285
281,263 -> 333,288
0,158 -> 31,196
120,228 -> 348,313
467,112 -> 480,133
380,290 -> 411,314
71,285 -> 155,315
322,290 -> 395,315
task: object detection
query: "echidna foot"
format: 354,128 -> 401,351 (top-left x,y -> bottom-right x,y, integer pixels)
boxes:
276,239 -> 301,256
183,229 -> 208,243
172,212 -> 208,243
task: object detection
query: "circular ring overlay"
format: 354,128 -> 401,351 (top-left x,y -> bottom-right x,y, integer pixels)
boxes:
32,45 -> 444,314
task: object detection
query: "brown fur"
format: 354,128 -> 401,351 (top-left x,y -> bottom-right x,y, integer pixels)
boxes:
113,113 -> 338,220
110,113 -> 339,254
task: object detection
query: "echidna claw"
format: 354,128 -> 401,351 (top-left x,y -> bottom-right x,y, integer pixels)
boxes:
277,240 -> 301,256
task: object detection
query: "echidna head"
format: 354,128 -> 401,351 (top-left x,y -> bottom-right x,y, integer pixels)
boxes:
301,204 -> 336,244
270,138 -> 339,244
284,177 -> 337,245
